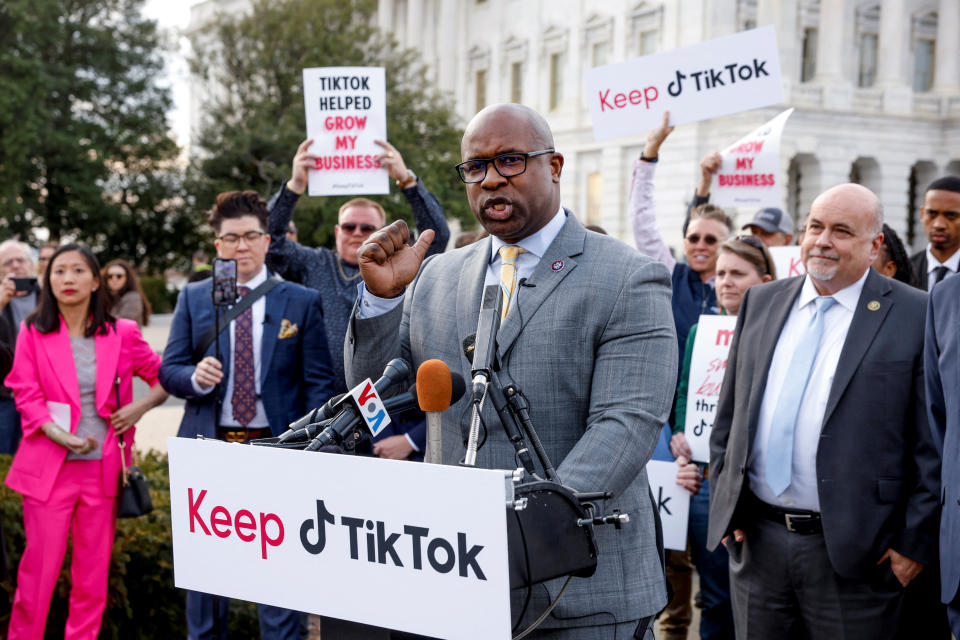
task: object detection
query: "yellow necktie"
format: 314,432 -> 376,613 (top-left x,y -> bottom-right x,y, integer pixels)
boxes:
499,245 -> 526,319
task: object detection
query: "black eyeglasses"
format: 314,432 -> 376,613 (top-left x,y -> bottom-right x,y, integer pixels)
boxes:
685,233 -> 720,246
339,222 -> 378,234
734,234 -> 772,275
217,230 -> 267,246
455,149 -> 555,184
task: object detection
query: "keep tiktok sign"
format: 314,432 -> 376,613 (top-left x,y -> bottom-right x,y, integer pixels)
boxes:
302,66 -> 388,196
169,439 -> 510,639
585,26 -> 784,140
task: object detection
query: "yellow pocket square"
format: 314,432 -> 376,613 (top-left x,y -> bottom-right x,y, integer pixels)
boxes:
278,319 -> 299,339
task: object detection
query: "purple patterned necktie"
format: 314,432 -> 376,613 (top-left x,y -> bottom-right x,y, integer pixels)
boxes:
231,285 -> 256,427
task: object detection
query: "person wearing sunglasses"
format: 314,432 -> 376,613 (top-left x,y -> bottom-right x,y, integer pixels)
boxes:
629,112 -> 732,396
101,259 -> 151,328
264,139 -> 450,463
629,112 -> 733,640
669,236 -> 776,640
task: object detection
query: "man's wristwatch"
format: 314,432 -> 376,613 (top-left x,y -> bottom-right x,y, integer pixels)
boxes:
396,170 -> 417,189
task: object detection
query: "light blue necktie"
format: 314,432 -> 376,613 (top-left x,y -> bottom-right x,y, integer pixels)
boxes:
765,296 -> 836,496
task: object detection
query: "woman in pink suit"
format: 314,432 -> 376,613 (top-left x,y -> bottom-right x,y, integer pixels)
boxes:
4,244 -> 167,639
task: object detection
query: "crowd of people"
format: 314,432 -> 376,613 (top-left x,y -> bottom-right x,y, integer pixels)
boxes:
0,99 -> 955,640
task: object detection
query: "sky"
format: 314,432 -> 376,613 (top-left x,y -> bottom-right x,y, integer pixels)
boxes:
142,0 -> 197,147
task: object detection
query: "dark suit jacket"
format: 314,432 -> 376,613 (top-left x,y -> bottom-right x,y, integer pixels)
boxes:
911,250 -> 928,290
925,273 -> 960,603
159,276 -> 336,438
708,269 -> 940,579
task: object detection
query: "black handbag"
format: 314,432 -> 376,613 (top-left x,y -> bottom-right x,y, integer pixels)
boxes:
115,376 -> 153,518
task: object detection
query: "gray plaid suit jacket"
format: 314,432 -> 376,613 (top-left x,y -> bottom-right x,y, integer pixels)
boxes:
345,212 -> 676,628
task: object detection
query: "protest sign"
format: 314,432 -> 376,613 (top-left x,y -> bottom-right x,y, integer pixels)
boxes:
683,315 -> 738,463
645,460 -> 691,551
768,245 -> 806,279
585,26 -> 783,140
169,438 -> 510,639
302,66 -> 388,196
712,108 -> 794,208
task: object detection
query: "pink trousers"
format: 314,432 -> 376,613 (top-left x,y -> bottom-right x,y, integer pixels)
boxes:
7,460 -> 117,640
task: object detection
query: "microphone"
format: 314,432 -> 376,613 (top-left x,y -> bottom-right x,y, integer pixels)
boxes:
306,367 -> 465,452
471,284 -> 502,404
276,392 -> 349,443
296,358 -> 410,451
417,360 -> 454,464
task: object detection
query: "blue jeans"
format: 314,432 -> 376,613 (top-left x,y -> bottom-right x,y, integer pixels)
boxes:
689,476 -> 734,640
0,397 -> 21,455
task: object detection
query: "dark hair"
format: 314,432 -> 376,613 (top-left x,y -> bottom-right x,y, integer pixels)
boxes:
720,236 -> 778,279
690,203 -> 735,233
207,191 -> 269,234
878,224 -> 915,285
26,244 -> 114,336
102,259 -> 152,326
192,249 -> 209,263
926,175 -> 960,195
585,224 -> 608,235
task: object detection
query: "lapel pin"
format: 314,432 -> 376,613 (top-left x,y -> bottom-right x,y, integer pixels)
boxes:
867,300 -> 880,311
551,260 -> 564,272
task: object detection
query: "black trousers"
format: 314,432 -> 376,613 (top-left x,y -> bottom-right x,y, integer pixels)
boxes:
728,517 -> 903,640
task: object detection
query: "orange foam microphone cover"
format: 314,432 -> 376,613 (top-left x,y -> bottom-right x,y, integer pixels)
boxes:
417,359 -> 453,412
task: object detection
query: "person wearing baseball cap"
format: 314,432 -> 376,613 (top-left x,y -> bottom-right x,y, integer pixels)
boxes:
742,207 -> 795,246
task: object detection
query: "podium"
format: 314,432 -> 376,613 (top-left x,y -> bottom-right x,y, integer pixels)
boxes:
168,438 -> 512,640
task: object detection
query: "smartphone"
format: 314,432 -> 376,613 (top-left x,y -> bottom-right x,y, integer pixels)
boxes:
211,259 -> 238,306
12,277 -> 37,293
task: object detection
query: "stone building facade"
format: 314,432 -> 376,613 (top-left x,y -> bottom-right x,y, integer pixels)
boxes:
189,0 -> 960,251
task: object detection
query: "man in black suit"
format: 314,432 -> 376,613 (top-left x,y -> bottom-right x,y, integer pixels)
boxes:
708,183 -> 940,639
909,175 -> 960,290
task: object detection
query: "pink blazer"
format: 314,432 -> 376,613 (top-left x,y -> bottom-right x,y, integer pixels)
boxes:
4,317 -> 161,502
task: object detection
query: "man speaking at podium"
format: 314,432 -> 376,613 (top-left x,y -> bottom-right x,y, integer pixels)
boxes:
345,103 -> 677,638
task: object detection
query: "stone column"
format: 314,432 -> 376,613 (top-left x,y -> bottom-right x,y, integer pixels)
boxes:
875,160 -> 913,239
814,0 -> 852,110
876,0 -> 912,114
757,0 -> 798,86
933,0 -> 960,93
377,0 -> 394,36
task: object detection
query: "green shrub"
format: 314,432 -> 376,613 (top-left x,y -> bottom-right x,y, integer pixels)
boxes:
139,276 -> 177,315
0,453 -> 261,639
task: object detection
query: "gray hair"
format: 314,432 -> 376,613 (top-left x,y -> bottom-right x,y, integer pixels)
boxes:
0,239 -> 34,263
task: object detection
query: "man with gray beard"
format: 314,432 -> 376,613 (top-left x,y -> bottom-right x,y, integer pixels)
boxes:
0,240 -> 38,453
708,184 -> 939,639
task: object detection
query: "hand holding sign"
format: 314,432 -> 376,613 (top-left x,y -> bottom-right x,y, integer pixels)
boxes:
643,111 -> 675,159
698,152 -> 722,198
374,139 -> 414,186
675,457 -> 703,496
287,138 -> 317,195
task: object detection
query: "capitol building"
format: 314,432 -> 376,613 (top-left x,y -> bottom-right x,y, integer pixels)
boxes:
191,0 -> 960,251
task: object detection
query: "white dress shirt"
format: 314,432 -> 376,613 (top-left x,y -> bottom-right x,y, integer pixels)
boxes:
748,269 -> 870,511
357,206 -> 567,317
925,245 -> 960,290
191,265 -> 270,428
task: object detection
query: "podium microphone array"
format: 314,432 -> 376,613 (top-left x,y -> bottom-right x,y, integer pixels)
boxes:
252,358 -> 465,453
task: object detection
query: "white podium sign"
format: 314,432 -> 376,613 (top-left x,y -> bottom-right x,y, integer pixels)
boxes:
169,438 -> 511,639
683,315 -> 738,463
645,460 -> 691,551
302,66 -> 388,196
